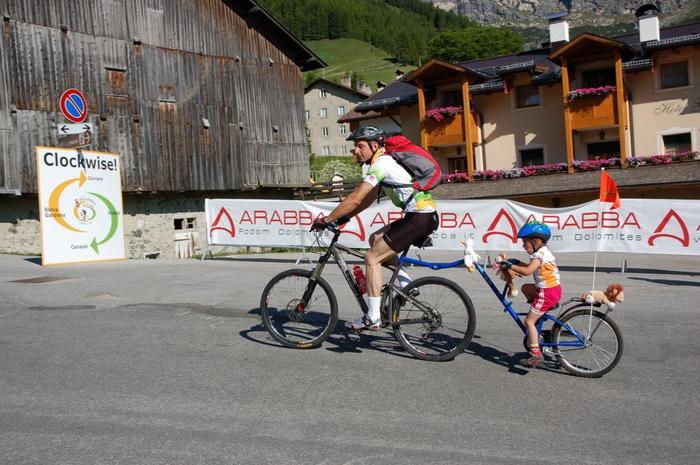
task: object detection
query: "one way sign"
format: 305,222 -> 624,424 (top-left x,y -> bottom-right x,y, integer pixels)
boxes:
57,123 -> 93,135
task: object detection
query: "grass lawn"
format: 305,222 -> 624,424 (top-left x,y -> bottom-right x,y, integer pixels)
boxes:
304,38 -> 416,93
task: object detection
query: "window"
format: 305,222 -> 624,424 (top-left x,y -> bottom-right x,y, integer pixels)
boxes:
587,141 -> 620,160
448,157 -> 467,174
320,89 -> 327,99
663,133 -> 691,154
516,85 -> 540,108
660,61 -> 689,89
305,110 -> 310,120
337,105 -> 346,116
582,68 -> 615,87
320,108 -> 328,118
339,125 -> 347,135
174,218 -> 196,230
520,148 -> 544,166
442,91 -> 462,107
321,127 -> 329,137
321,145 -> 331,155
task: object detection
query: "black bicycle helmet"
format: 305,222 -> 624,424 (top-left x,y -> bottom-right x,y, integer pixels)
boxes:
517,221 -> 551,243
346,125 -> 385,143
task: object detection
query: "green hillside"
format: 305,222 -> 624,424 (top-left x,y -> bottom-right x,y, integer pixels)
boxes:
304,38 -> 416,93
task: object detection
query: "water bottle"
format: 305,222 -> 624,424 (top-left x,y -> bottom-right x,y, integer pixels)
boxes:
352,265 -> 367,295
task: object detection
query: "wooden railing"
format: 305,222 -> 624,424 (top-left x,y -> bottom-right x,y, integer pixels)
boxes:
569,93 -> 618,130
422,111 -> 479,147
295,179 -> 362,200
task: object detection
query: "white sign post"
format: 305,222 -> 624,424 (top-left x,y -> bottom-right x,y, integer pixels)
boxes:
36,146 -> 126,266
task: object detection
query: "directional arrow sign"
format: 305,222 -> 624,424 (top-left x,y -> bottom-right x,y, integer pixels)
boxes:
57,123 -> 94,136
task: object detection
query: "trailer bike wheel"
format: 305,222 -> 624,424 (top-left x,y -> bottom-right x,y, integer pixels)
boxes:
259,269 -> 338,349
391,276 -> 476,362
551,308 -> 623,378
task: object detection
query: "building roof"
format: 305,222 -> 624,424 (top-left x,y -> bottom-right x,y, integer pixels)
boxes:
354,79 -> 419,113
304,78 -> 371,99
351,20 -> 700,113
337,109 -> 383,124
229,0 -> 326,71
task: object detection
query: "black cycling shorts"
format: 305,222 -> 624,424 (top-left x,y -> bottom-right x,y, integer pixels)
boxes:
383,212 -> 439,254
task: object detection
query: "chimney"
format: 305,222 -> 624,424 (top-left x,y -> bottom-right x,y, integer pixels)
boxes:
636,4 -> 661,43
357,80 -> 371,95
376,80 -> 387,92
545,12 -> 569,46
339,73 -> 351,88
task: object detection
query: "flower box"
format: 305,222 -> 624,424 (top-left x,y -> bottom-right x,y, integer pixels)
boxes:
441,152 -> 700,184
568,85 -> 616,102
425,106 -> 463,122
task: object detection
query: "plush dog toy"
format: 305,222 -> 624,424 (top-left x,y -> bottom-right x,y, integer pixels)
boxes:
581,284 -> 625,309
493,253 -> 519,298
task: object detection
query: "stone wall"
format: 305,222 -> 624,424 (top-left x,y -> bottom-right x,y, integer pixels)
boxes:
0,191 -> 288,259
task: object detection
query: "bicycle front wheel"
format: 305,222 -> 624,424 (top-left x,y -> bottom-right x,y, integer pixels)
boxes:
391,276 -> 476,362
552,308 -> 623,378
259,269 -> 338,349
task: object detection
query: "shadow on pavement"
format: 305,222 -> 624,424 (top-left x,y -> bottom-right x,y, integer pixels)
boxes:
22,257 -> 42,266
464,335 -> 566,376
323,325 -> 414,359
628,276 -> 700,287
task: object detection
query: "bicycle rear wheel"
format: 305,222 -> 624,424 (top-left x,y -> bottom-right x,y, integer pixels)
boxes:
259,269 -> 338,349
391,276 -> 476,362
552,308 -> 623,378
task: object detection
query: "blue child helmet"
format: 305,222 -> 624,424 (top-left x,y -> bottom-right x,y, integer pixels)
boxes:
517,221 -> 551,243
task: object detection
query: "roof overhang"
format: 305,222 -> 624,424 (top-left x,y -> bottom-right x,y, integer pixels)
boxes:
304,78 -> 370,98
404,59 -> 486,85
226,0 -> 326,71
549,33 -> 632,64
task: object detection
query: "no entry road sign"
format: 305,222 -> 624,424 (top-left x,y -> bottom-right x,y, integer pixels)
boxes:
60,88 -> 88,123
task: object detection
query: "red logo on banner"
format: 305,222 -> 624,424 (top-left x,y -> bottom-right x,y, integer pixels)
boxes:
648,209 -> 689,247
482,208 -> 518,243
340,215 -> 366,241
210,207 -> 236,238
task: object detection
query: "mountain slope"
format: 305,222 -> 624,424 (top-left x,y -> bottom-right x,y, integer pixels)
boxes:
424,1 -> 694,27
304,39 -> 416,93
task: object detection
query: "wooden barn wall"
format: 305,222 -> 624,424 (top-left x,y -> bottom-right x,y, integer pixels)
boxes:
0,0 -> 309,194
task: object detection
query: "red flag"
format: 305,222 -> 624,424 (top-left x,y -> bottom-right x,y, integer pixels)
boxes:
599,170 -> 621,209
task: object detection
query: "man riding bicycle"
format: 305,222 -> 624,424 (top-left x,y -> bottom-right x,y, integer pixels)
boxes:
311,126 -> 439,331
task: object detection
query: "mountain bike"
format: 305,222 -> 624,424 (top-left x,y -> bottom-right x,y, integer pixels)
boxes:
462,239 -> 623,377
259,222 -> 476,361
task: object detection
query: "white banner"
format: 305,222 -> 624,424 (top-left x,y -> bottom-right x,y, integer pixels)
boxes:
205,198 -> 700,255
36,147 -> 126,266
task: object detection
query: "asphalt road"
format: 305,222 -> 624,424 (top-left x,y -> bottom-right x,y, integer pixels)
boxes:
1,251 -> 699,465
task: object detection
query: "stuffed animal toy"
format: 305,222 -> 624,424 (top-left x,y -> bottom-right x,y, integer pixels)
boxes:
461,239 -> 479,273
581,284 -> 625,309
493,253 -> 519,298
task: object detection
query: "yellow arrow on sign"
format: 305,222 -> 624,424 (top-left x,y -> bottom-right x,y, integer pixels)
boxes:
48,171 -> 87,233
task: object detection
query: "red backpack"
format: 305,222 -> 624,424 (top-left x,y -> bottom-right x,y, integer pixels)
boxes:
383,135 -> 442,191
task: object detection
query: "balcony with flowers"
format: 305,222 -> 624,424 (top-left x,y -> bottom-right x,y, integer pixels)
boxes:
567,85 -> 619,130
422,105 -> 479,147
441,151 -> 700,184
